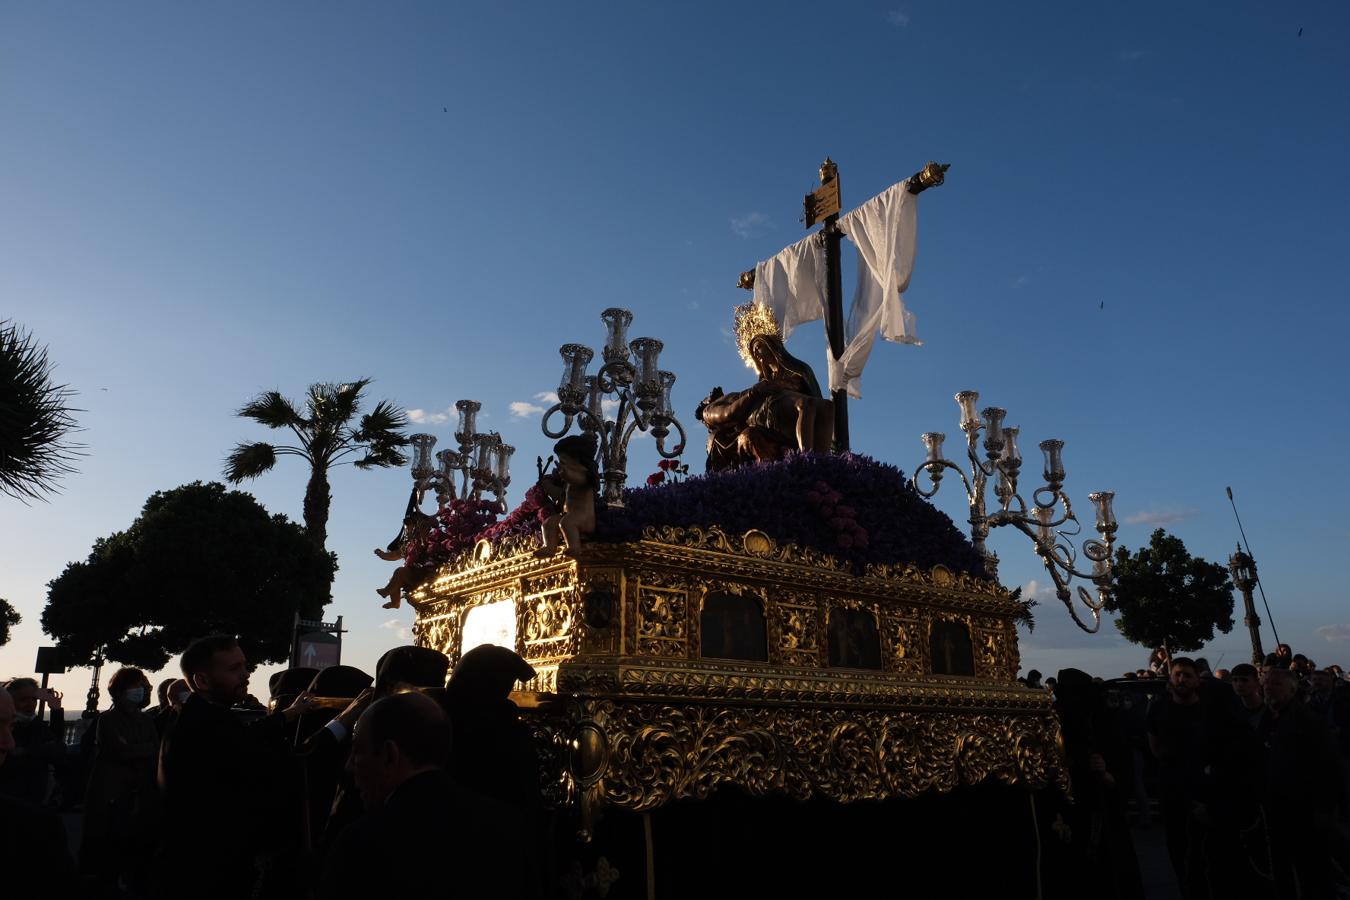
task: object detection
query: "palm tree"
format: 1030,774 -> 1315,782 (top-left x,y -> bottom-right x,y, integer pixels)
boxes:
224,379 -> 409,548
0,320 -> 80,501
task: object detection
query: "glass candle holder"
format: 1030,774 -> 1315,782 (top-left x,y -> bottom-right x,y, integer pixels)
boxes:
472,433 -> 499,481
601,308 -> 634,364
494,442 -> 514,488
409,433 -> 437,478
1033,505 -> 1055,546
1088,491 -> 1116,531
1040,439 -> 1066,487
454,400 -> 481,447
1000,426 -> 1021,470
558,344 -> 594,397
981,407 -> 1006,448
581,375 -> 604,432
629,338 -> 663,390
654,371 -> 676,421
436,449 -> 458,479
921,432 -> 946,464
955,391 -> 981,430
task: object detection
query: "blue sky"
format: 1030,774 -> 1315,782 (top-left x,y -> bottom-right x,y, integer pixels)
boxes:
3,2 -> 1348,701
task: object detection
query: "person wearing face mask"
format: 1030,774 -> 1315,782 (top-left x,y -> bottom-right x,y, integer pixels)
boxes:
80,667 -> 160,893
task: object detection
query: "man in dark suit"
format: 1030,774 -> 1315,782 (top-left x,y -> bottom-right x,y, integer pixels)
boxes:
319,691 -> 534,899
156,634 -> 317,900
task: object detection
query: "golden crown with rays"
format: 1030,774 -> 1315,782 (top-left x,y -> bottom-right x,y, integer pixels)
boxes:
734,302 -> 781,369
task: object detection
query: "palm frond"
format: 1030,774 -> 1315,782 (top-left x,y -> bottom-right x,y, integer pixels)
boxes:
238,391 -> 306,430
354,400 -> 409,442
224,442 -> 278,482
353,444 -> 409,470
0,320 -> 82,501
332,378 -> 371,423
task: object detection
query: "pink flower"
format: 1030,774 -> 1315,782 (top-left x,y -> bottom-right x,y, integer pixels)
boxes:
820,505 -> 834,518
647,472 -> 665,486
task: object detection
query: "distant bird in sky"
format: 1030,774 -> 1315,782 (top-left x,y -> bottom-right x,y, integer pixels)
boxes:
1298,27 -> 1303,36
1100,301 -> 1105,310
443,107 -> 447,112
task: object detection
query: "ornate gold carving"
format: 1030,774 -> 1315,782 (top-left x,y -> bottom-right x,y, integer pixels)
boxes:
414,611 -> 461,663
882,614 -> 925,676
772,588 -> 820,668
742,529 -> 773,557
523,591 -> 575,646
636,585 -> 687,657
583,700 -> 1066,811
578,570 -> 621,654
640,525 -> 849,574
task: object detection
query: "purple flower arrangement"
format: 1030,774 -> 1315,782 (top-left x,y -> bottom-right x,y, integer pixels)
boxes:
409,452 -> 986,579
594,452 -> 987,578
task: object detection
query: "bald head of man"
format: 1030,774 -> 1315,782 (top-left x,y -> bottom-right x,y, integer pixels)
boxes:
349,691 -> 451,810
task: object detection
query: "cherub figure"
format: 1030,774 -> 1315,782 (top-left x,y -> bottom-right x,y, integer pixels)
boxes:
534,435 -> 599,558
374,505 -> 437,609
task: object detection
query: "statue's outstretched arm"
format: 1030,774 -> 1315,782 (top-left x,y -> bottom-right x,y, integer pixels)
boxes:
699,387 -> 763,428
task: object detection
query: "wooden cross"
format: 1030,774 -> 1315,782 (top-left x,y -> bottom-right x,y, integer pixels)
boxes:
739,158 -> 949,451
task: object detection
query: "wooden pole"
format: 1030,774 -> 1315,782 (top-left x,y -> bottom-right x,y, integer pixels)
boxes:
819,160 -> 848,451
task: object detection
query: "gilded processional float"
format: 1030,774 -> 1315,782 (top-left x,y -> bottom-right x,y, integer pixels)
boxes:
385,163 -> 1119,897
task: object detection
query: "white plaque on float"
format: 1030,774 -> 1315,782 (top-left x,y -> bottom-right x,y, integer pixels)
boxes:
460,599 -> 517,654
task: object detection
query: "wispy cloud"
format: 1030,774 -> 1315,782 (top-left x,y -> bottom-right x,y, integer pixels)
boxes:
1315,624 -> 1350,643
1124,507 -> 1198,526
407,407 -> 451,425
885,10 -> 910,27
1012,273 -> 1030,288
1117,49 -> 1152,63
380,618 -> 412,641
510,392 -> 559,419
730,211 -> 769,239
1023,579 -> 1056,602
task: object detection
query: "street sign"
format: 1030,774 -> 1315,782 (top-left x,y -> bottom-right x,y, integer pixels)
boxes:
34,646 -> 66,675
803,178 -> 840,228
297,629 -> 340,670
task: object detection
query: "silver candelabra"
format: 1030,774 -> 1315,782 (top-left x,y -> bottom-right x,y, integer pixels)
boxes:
541,308 -> 686,505
407,399 -> 514,511
913,390 -> 1117,632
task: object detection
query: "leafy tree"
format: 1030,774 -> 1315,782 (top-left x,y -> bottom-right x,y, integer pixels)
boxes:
224,379 -> 407,548
0,320 -> 80,500
0,598 -> 19,647
42,482 -> 336,670
1103,528 -> 1234,654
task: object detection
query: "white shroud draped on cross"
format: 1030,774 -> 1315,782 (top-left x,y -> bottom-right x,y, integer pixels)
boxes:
751,179 -> 920,399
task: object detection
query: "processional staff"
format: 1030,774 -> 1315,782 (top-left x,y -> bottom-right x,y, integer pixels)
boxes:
737,158 -> 949,451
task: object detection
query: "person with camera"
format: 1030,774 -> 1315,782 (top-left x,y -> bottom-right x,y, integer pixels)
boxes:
0,676 -> 65,806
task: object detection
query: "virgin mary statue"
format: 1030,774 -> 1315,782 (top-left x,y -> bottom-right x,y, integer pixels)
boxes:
695,303 -> 834,471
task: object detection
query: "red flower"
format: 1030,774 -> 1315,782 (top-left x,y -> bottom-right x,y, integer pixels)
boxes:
647,472 -> 665,486
658,459 -> 677,471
